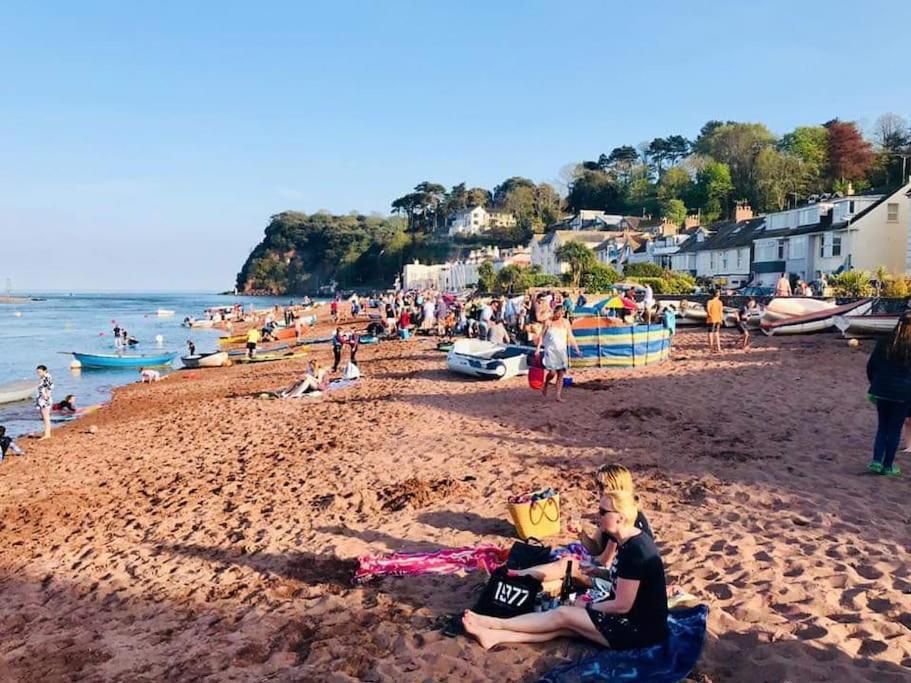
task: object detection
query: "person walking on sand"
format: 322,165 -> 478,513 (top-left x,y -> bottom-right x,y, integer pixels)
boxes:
332,327 -> 346,372
535,307 -> 580,403
775,273 -> 792,297
245,327 -> 261,359
866,312 -> 911,477
35,365 -> 53,440
706,290 -> 723,353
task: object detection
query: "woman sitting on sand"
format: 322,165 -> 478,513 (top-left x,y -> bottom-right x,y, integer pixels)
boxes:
278,361 -> 328,398
463,486 -> 669,651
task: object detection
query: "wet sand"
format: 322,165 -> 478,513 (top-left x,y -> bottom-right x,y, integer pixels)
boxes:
0,318 -> 909,682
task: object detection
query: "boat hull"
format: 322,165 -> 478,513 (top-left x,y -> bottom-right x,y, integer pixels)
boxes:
833,314 -> 899,338
761,299 -> 874,336
0,380 -> 36,404
72,352 -> 178,368
446,340 -> 528,379
181,351 -> 229,368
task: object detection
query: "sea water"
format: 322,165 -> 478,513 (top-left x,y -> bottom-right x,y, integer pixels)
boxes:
0,292 -> 315,437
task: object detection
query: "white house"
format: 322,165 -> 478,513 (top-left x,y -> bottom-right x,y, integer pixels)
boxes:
530,231 -> 606,276
595,233 -> 646,270
671,217 -> 764,287
751,182 -> 911,285
448,206 -> 490,236
627,228 -> 703,269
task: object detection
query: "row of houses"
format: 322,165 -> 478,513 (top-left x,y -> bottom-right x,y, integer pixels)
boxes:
402,246 -> 531,291
529,181 -> 911,285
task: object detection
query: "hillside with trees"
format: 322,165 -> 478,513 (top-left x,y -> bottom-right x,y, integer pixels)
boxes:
238,114 -> 910,294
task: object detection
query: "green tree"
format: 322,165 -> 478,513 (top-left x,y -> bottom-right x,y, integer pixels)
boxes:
623,262 -> 665,278
580,263 -> 620,292
556,241 -> 596,288
567,169 -> 624,213
696,122 -> 776,206
496,264 -> 533,293
661,198 -> 688,226
779,125 -> 829,192
694,160 -> 734,222
754,148 -> 807,211
477,261 -> 496,292
657,166 -> 693,203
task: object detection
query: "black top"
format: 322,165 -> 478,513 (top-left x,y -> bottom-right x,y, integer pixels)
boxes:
867,338 -> 911,403
612,533 -> 669,641
0,436 -> 11,457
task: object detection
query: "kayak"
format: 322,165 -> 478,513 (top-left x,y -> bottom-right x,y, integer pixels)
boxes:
233,350 -> 309,364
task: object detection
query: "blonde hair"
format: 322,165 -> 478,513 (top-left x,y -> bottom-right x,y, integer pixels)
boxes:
596,463 -> 634,493
602,489 -> 638,526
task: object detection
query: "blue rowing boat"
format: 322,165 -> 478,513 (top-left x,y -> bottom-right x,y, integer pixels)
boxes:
72,351 -> 178,368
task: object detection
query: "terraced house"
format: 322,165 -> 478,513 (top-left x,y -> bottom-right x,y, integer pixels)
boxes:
750,181 -> 911,286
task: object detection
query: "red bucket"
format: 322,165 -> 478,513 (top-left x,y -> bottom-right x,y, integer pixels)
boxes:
528,364 -> 545,390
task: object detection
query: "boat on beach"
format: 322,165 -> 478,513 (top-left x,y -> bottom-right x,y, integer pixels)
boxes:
761,299 -> 874,336
833,313 -> 899,338
760,297 -> 836,323
71,351 -> 178,368
0,380 -> 36,404
233,349 -> 309,364
181,351 -> 229,368
446,339 -> 529,379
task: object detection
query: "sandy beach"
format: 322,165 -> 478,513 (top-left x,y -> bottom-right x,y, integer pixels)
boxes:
0,314 -> 909,682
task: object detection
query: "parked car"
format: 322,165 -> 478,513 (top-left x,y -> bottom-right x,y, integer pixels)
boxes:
737,286 -> 774,297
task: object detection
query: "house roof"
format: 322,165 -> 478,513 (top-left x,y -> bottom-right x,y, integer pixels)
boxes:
757,182 -> 908,240
548,230 -> 610,246
676,217 -> 764,253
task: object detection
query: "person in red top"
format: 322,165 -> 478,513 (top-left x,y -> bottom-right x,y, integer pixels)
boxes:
330,299 -> 339,322
399,308 -> 411,331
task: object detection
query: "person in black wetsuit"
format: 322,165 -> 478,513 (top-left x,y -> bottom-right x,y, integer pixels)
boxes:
462,487 -> 669,650
52,395 -> 77,413
0,426 -> 25,460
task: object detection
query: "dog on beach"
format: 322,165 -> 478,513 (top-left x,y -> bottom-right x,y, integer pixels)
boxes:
139,368 -> 161,383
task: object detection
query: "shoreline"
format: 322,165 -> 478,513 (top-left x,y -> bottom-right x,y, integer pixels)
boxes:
0,318 -> 908,681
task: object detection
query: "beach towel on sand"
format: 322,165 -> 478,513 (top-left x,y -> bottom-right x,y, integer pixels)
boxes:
354,545 -> 509,583
539,605 -> 708,683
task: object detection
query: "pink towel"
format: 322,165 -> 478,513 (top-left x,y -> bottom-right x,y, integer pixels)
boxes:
354,545 -> 509,583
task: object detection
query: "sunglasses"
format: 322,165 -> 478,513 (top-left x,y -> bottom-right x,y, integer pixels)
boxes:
598,507 -> 618,517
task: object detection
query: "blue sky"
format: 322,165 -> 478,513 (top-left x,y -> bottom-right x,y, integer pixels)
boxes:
2,1 -> 909,291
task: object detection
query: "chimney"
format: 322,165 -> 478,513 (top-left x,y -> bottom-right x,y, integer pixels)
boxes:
734,201 -> 753,222
684,215 -> 701,230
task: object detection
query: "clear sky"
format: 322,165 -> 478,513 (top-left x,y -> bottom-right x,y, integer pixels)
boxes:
2,1 -> 909,291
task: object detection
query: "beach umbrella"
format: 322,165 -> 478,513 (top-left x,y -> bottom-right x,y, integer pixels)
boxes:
602,297 -> 626,309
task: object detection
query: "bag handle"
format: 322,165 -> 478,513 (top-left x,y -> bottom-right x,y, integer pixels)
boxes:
542,496 -> 560,522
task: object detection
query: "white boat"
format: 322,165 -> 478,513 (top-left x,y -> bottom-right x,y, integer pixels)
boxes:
761,297 -> 835,323
446,339 -> 529,379
188,319 -> 216,328
181,351 -> 229,369
156,309 -> 176,317
658,301 -> 706,325
0,379 -> 36,404
761,299 -> 874,336
834,314 -> 899,338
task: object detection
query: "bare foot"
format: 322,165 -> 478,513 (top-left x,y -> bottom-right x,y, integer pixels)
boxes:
39,435 -> 51,441
556,396 -> 566,403
464,610 -> 501,631
463,614 -> 501,650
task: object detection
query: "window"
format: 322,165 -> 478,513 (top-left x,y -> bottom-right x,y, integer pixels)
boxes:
790,237 -> 807,260
722,252 -> 728,270
820,236 -> 826,258
887,203 -> 899,222
849,200 -> 855,213
832,235 -> 842,257
737,249 -> 743,267
777,241 -> 785,260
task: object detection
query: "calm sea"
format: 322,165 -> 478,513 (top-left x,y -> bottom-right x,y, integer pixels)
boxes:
0,292 -> 313,437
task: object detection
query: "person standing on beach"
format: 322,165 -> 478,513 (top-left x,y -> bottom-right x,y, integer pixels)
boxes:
738,298 -> 758,350
35,365 -> 53,440
187,340 -> 196,357
706,290 -> 723,353
332,327 -> 346,372
775,273 -> 792,297
245,327 -> 261,359
866,312 -> 911,477
535,307 -> 580,403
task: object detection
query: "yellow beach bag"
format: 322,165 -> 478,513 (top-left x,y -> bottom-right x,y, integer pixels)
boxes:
508,492 -> 561,540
